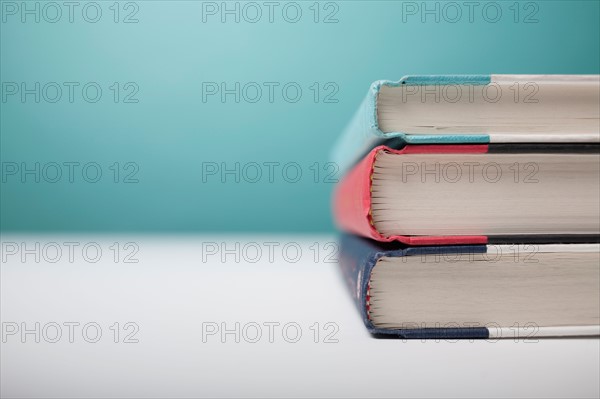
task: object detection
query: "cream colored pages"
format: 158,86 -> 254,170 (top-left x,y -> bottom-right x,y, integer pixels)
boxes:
369,249 -> 600,331
371,152 -> 600,236
377,75 -> 600,139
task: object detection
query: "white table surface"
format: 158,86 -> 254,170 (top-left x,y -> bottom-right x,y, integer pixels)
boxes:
1,235 -> 599,398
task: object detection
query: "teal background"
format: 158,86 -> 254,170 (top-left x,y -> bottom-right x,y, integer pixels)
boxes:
1,0 -> 599,232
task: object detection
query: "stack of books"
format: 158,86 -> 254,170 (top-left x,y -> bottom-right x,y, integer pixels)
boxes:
332,75 -> 600,339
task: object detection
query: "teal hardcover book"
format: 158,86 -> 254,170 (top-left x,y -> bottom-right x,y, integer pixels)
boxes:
332,75 -> 600,173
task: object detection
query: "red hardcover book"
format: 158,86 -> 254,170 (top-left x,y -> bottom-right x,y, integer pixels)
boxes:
333,144 -> 600,245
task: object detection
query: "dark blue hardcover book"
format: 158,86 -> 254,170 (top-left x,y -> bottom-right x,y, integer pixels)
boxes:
337,235 -> 600,339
